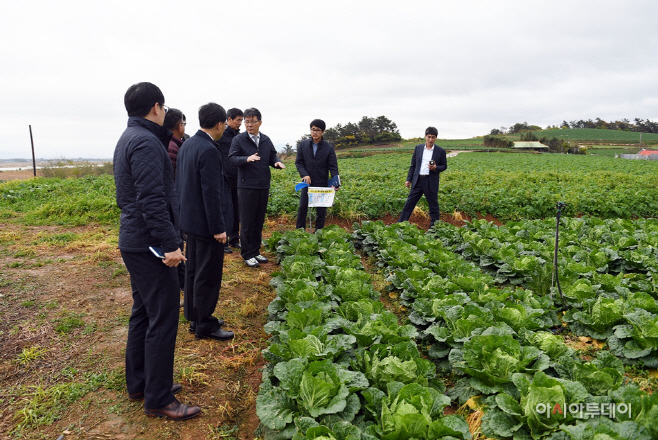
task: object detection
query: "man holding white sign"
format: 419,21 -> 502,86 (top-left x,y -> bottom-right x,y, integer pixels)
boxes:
295,119 -> 340,231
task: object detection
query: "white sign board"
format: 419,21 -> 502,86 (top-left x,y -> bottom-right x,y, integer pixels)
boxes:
307,187 -> 335,207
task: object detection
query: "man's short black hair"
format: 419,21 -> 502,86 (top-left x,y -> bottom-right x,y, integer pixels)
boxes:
243,108 -> 261,121
198,103 -> 227,129
310,119 -> 326,131
227,108 -> 243,120
163,108 -> 185,130
124,82 -> 164,117
425,126 -> 438,137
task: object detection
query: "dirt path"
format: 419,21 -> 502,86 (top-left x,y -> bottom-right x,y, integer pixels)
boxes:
447,150 -> 472,158
0,220 -> 297,439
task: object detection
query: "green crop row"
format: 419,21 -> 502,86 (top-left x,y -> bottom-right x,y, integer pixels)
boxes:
354,220 -> 658,439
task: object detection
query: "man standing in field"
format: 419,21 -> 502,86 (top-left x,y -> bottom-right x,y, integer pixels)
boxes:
398,126 -> 447,228
113,82 -> 200,420
216,108 -> 243,254
228,108 -> 286,268
295,119 -> 339,231
176,103 -> 234,341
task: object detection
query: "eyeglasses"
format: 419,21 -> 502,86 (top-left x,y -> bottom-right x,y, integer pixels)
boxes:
310,128 -> 323,133
180,121 -> 187,126
244,120 -> 260,125
161,104 -> 169,113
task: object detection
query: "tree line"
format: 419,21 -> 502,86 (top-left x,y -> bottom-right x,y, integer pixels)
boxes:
295,115 -> 402,150
490,118 -> 658,135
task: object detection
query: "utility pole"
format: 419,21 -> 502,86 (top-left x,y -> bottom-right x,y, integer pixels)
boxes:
29,125 -> 36,177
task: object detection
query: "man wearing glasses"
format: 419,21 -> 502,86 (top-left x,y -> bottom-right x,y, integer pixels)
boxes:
295,119 -> 339,231
228,108 -> 285,268
113,82 -> 200,420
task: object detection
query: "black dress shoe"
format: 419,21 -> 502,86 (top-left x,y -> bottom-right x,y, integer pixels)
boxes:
144,398 -> 201,420
224,246 -> 233,254
195,329 -> 234,341
129,383 -> 182,401
188,320 -> 224,334
229,243 -> 241,249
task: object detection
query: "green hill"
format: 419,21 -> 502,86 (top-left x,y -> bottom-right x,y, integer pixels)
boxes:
519,128 -> 658,144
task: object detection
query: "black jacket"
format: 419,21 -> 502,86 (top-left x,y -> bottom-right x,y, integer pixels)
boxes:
113,117 -> 181,253
176,130 -> 228,237
216,125 -> 240,179
406,143 -> 448,194
295,138 -> 339,187
228,131 -> 282,189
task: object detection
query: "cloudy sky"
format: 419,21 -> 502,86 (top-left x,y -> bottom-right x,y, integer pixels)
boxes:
1,0 -> 657,159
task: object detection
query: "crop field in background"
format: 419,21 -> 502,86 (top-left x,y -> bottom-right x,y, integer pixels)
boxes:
516,128 -> 658,144
2,149 -> 658,439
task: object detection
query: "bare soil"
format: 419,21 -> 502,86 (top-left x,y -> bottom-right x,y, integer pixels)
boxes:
0,207 -> 500,439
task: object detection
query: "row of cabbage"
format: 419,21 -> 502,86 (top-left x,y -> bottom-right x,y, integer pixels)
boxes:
428,217 -> 658,367
352,220 -> 658,440
255,226 -> 472,440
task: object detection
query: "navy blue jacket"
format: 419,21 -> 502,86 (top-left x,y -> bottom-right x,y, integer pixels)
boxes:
176,130 -> 228,237
228,131 -> 282,189
216,125 -> 240,179
406,144 -> 448,194
113,117 -> 181,253
295,139 -> 339,187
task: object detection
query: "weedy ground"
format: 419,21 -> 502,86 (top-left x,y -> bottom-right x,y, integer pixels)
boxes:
0,217 -> 296,440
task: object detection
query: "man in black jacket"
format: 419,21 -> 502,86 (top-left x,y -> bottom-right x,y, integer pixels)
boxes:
398,126 -> 448,228
113,82 -> 200,420
228,108 -> 285,268
176,103 -> 234,341
295,119 -> 339,231
216,108 -> 243,254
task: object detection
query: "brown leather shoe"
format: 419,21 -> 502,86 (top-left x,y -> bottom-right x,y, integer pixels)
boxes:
144,399 -> 201,420
128,383 -> 182,402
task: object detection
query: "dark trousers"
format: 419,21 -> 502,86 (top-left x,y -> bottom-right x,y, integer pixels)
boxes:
226,176 -> 240,246
295,187 -> 327,230
121,251 -> 179,410
398,176 -> 440,226
238,188 -> 268,260
183,233 -> 224,336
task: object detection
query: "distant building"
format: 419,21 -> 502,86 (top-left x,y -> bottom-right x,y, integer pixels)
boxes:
512,141 -> 549,151
638,149 -> 658,157
619,149 -> 658,161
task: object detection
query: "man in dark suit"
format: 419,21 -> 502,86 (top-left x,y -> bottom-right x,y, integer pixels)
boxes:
295,119 -> 339,231
398,126 -> 447,227
176,103 -> 234,341
114,82 -> 200,420
216,108 -> 243,254
228,108 -> 286,268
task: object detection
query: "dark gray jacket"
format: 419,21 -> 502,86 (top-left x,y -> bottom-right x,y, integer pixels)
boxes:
176,130 -> 228,237
113,117 -> 181,253
406,143 -> 448,194
295,138 -> 339,187
216,125 -> 240,179
228,131 -> 282,189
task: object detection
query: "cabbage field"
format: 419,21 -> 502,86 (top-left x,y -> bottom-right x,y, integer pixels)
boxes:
257,215 -> 658,439
269,152 -> 658,221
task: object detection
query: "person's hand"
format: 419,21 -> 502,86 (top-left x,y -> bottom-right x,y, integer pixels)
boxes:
275,162 -> 286,169
163,248 -> 186,267
302,176 -> 311,184
214,232 -> 227,244
405,181 -> 411,189
247,153 -> 260,163
332,185 -> 339,191
429,163 -> 437,171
